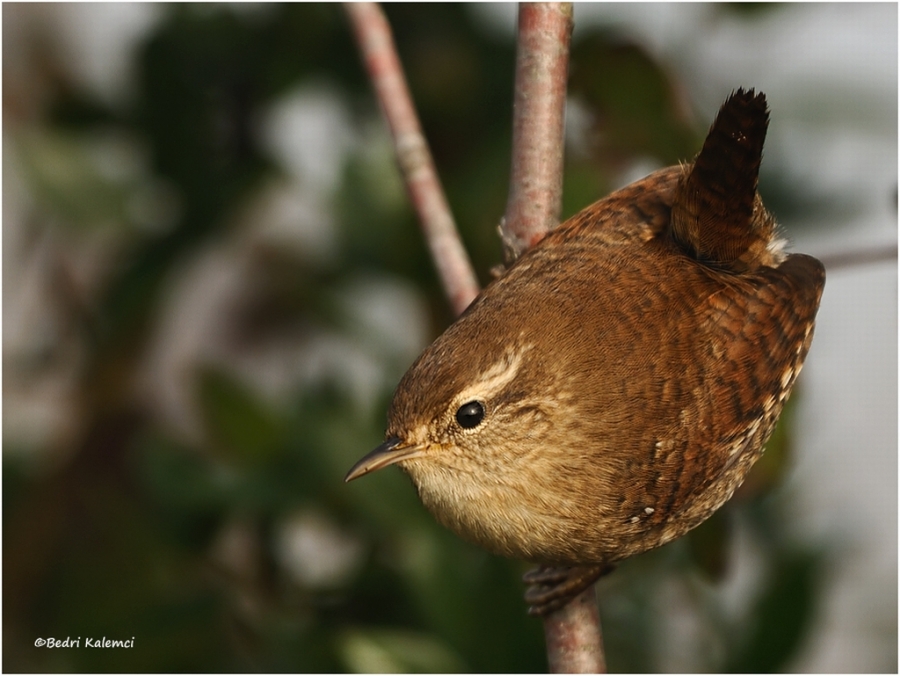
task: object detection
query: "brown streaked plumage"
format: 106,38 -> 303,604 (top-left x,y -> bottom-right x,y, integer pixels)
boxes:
346,89 -> 825,615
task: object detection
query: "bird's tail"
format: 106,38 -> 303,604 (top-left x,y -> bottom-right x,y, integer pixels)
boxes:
671,88 -> 783,272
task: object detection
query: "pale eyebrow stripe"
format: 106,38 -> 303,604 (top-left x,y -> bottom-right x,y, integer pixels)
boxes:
454,347 -> 530,405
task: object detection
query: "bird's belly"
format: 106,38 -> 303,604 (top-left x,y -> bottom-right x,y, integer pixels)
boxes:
405,458 -> 668,565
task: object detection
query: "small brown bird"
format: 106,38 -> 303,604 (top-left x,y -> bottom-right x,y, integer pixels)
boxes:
346,89 -> 825,615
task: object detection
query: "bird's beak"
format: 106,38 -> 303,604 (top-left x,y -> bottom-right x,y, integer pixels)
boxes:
344,437 -> 425,482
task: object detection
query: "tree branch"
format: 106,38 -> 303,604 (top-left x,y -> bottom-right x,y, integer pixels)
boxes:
344,2 -> 480,316
501,4 -> 606,673
349,3 -> 605,672
543,587 -> 607,673
817,243 -> 897,272
501,2 -> 573,263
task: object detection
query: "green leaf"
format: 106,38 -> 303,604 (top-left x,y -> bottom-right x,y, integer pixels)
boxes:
338,627 -> 467,673
13,129 -> 137,231
195,366 -> 286,466
686,505 -> 733,582
724,550 -> 822,672
569,31 -> 698,167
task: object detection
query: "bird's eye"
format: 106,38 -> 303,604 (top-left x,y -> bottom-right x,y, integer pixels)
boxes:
455,401 -> 485,429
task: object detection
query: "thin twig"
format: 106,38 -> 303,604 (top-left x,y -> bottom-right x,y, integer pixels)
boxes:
501,2 -> 574,263
503,4 -> 605,673
543,588 -> 606,673
817,243 -> 897,272
350,3 -> 604,671
344,2 -> 480,316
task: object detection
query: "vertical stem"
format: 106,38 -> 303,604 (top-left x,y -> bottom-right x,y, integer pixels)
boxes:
543,588 -> 606,673
345,2 -> 480,316
502,3 -> 606,672
501,2 -> 573,262
350,3 -> 605,671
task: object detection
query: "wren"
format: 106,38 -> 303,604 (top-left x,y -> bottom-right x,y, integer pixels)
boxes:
346,89 -> 825,615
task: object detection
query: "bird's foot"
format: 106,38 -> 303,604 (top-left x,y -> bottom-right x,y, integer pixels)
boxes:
523,564 -> 614,616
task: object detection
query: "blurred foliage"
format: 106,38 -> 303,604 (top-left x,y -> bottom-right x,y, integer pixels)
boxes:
4,3 -> 825,672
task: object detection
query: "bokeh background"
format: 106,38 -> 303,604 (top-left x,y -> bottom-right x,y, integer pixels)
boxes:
3,3 -> 896,672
